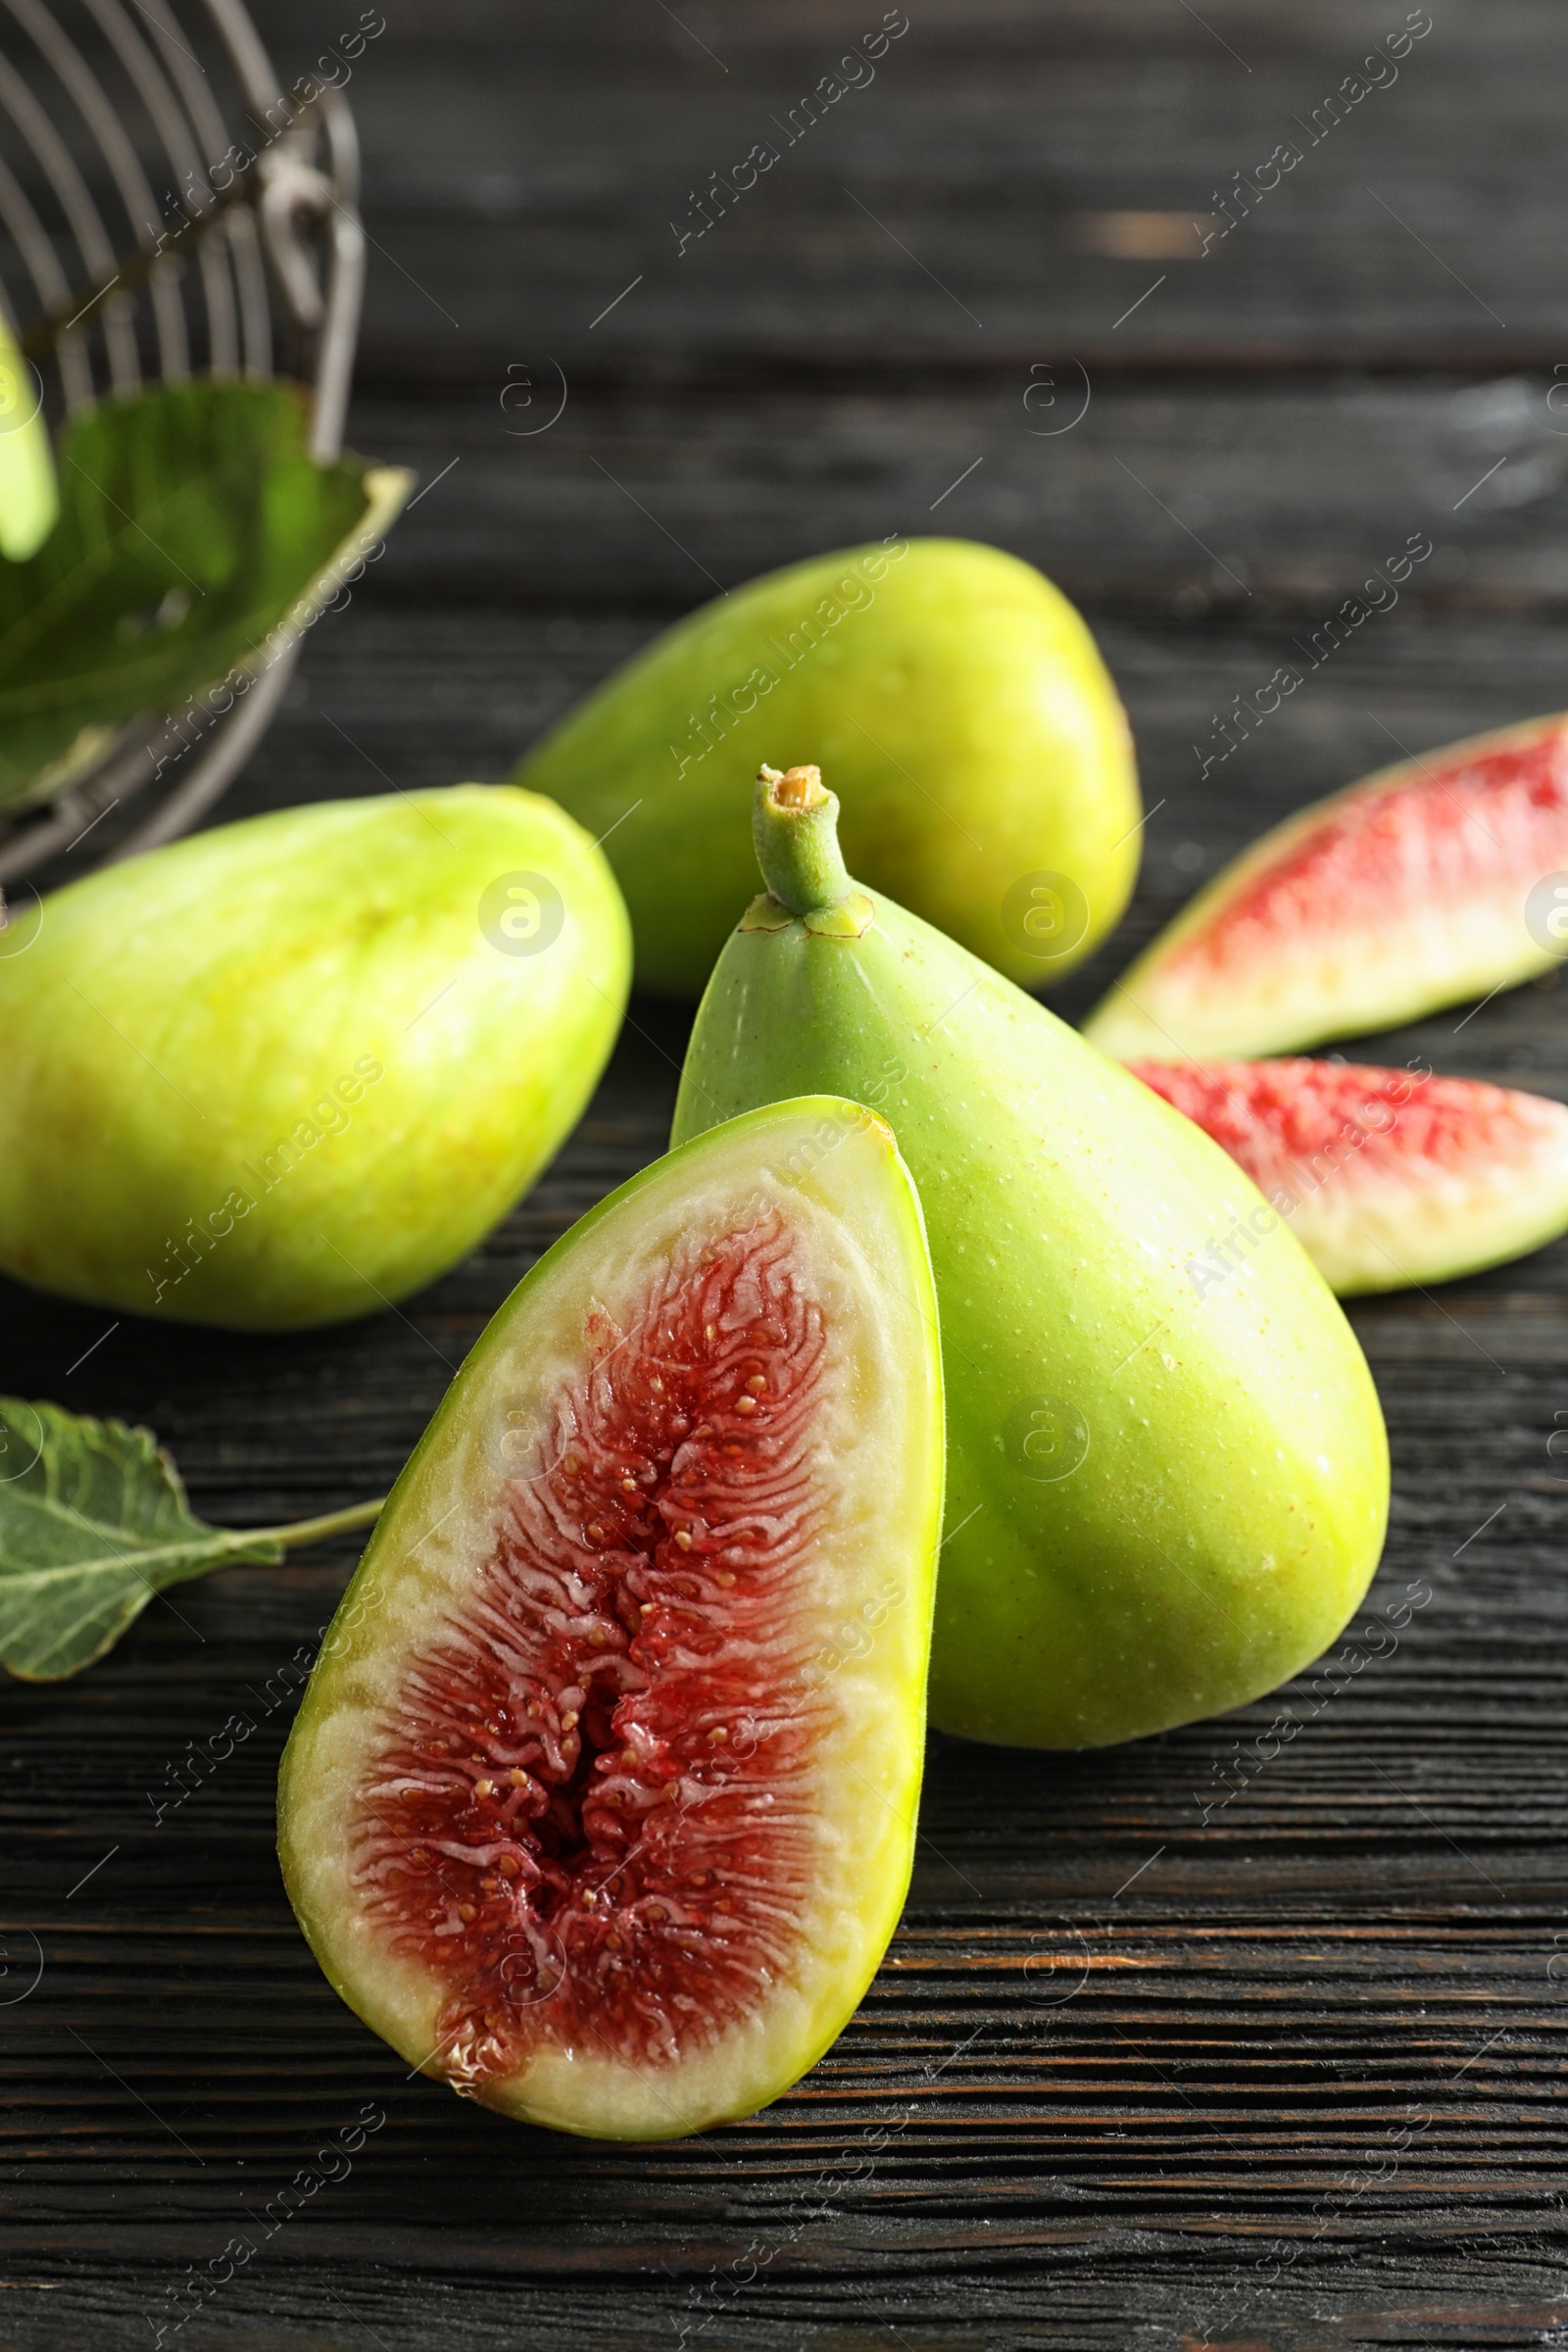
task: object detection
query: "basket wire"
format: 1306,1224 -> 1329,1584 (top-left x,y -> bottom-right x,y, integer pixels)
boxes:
0,0 -> 366,885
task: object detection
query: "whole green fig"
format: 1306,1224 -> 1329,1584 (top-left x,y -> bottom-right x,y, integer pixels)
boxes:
1,787 -> 630,1329
0,317 -> 56,562
672,766 -> 1391,1749
516,538 -> 1140,996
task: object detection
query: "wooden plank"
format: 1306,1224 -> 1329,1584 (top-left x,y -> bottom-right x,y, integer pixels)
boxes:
241,0 -> 1568,374
338,378 -> 1568,618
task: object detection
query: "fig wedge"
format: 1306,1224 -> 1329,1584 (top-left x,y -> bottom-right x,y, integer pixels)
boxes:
1131,1056 -> 1568,1295
1085,713 -> 1568,1061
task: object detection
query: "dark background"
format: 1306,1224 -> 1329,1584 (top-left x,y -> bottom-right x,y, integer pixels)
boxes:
7,5 -> 1568,2346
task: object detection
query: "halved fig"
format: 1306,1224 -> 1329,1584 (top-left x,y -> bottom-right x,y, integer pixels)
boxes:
1132,1056 -> 1568,1295
1085,713 -> 1568,1061
278,1099 -> 944,2140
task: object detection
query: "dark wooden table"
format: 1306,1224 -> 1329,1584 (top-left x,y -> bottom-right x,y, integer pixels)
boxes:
8,5 -> 1568,2345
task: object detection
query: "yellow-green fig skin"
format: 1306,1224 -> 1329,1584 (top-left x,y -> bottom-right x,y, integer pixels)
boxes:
672,772 -> 1391,1750
0,786 -> 630,1330
279,1098 -> 945,2139
515,537 -> 1141,997
0,316 -> 57,563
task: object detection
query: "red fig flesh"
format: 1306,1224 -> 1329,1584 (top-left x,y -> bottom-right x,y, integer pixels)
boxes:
1131,1056 -> 1568,1294
1086,714 -> 1568,1060
278,1100 -> 943,2139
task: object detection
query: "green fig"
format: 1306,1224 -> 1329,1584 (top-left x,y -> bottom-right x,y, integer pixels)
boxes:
672,766 -> 1391,1750
0,317 -> 56,564
0,786 -> 630,1329
516,537 -> 1140,996
279,1097 -> 944,2139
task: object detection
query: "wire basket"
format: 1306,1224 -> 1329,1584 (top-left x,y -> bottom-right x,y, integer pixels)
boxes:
0,0 -> 366,887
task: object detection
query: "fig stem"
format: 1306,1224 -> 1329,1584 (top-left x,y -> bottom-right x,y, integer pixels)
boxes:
753,763 -> 853,916
253,1496 -> 387,1550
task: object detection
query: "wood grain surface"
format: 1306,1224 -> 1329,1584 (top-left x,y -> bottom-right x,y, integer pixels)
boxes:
6,5 -> 1568,2348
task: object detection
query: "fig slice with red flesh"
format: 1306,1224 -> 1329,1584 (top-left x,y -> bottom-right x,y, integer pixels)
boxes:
1085,713 -> 1568,1062
1131,1056 -> 1568,1295
277,1098 -> 944,2141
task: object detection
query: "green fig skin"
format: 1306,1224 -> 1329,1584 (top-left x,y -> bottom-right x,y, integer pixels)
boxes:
516,538 -> 1141,997
1,787 -> 630,1330
0,318 -> 57,563
673,774 -> 1391,1749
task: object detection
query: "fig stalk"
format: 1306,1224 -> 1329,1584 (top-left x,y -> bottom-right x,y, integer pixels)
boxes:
752,763 -> 851,914
253,1497 -> 387,1549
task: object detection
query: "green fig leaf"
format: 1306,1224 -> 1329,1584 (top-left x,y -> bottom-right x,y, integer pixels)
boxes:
0,378 -> 412,810
0,1398 -> 385,1682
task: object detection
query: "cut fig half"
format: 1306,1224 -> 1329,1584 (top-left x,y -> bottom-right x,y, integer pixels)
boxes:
1085,712 -> 1568,1061
1132,1056 -> 1568,1294
278,1099 -> 944,2141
